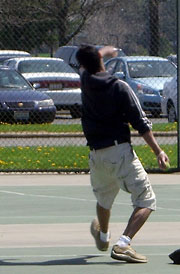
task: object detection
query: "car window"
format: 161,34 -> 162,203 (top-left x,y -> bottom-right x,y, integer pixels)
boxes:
4,59 -> 17,68
55,47 -> 75,63
114,61 -> 125,74
117,49 -> 126,57
127,60 -> 177,78
105,60 -> 117,74
18,59 -> 76,74
0,58 -> 10,65
0,70 -> 32,89
69,49 -> 78,65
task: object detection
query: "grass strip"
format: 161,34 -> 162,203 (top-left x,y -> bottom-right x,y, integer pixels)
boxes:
0,123 -> 82,132
0,144 -> 177,171
0,122 -> 177,133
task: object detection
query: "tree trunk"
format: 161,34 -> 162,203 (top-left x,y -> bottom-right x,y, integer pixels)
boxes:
149,0 -> 159,56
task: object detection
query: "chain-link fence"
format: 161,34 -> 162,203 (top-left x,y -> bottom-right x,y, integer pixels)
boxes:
0,0 -> 179,173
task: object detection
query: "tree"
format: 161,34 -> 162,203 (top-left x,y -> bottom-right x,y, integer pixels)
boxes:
0,0 -> 176,56
0,0 -> 114,53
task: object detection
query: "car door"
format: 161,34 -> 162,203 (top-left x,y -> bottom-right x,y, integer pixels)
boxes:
105,59 -> 118,74
113,60 -> 127,79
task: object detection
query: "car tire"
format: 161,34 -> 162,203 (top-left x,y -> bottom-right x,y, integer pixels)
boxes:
167,103 -> 177,123
70,105 -> 82,119
151,110 -> 161,118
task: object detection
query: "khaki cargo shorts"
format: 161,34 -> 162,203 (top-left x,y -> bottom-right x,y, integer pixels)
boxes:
89,142 -> 156,210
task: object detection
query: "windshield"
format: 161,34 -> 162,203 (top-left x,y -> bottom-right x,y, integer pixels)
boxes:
0,69 -> 32,89
127,60 -> 177,78
19,59 -> 76,74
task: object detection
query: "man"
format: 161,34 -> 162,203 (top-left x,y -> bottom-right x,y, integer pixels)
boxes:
76,45 -> 169,263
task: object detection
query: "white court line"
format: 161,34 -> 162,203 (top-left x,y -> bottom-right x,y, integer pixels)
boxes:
0,190 -> 95,202
0,190 -> 180,212
0,190 -> 130,206
0,190 -> 25,196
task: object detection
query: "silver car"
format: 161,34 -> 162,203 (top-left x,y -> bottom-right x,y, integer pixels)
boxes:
0,50 -> 30,64
4,57 -> 82,118
161,76 -> 177,122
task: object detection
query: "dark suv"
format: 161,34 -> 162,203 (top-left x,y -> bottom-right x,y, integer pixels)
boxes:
54,45 -> 126,73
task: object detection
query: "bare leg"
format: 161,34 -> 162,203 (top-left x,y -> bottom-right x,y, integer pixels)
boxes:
96,203 -> 110,233
123,207 -> 152,239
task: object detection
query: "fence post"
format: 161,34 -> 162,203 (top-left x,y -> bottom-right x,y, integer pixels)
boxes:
177,0 -> 180,170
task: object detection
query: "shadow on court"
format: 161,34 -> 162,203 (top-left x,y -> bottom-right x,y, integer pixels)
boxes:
0,255 -> 125,266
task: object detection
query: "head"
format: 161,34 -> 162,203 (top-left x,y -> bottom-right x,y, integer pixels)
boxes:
76,45 -> 104,74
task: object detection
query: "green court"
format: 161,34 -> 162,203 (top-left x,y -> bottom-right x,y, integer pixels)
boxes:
0,174 -> 180,274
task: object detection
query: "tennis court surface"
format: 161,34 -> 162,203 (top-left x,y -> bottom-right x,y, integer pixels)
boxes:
0,173 -> 180,274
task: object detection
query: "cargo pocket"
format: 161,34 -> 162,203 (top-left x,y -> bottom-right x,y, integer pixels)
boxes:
89,153 -> 95,170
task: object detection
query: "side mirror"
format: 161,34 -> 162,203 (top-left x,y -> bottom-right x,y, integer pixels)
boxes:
33,83 -> 41,89
114,71 -> 125,79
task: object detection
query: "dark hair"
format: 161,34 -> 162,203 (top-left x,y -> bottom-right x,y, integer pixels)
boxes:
76,45 -> 101,74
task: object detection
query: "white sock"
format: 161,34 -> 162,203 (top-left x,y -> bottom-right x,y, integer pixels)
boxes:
116,235 -> 131,247
100,231 -> 110,242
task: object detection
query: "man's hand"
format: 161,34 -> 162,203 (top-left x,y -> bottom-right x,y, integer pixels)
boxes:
142,130 -> 170,170
157,151 -> 170,170
99,46 -> 118,59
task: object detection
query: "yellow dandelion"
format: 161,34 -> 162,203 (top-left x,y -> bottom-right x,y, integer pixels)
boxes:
0,160 -> 6,165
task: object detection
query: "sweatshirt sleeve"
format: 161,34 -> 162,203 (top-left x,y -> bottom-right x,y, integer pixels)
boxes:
116,80 -> 152,135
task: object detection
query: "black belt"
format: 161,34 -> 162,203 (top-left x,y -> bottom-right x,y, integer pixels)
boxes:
89,140 -> 125,151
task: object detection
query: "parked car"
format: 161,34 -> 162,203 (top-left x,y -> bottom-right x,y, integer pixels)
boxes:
105,56 -> 177,117
54,45 -> 126,73
0,66 -> 56,124
167,54 -> 177,66
0,50 -> 30,64
161,76 -> 177,122
4,57 -> 82,118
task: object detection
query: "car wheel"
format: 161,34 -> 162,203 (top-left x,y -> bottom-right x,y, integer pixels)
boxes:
70,105 -> 82,119
168,103 -> 177,123
151,110 -> 161,118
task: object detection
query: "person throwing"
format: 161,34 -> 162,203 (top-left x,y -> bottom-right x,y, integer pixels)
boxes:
76,45 -> 169,263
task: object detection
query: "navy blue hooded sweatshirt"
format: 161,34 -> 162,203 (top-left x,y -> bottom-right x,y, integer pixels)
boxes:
80,70 -> 152,149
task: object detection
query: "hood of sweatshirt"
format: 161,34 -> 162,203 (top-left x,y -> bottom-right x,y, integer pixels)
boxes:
81,71 -> 118,91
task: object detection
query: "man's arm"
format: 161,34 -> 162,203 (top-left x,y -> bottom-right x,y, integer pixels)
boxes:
98,46 -> 118,59
142,130 -> 169,170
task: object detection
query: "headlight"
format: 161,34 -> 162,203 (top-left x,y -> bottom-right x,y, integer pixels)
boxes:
142,88 -> 155,95
137,84 -> 155,95
35,99 -> 54,107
